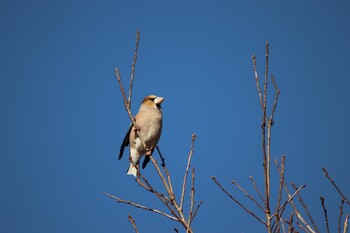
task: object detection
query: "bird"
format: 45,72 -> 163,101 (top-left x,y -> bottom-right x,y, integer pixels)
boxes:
119,95 -> 164,177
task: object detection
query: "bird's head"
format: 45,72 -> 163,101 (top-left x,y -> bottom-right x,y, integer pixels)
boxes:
140,95 -> 164,110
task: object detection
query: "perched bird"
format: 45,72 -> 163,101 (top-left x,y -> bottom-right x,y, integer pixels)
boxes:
119,95 -> 164,176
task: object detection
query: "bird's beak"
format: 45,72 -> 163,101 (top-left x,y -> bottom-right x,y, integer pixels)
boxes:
154,96 -> 164,105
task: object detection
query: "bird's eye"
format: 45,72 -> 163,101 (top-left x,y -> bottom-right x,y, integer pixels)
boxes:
149,97 -> 155,101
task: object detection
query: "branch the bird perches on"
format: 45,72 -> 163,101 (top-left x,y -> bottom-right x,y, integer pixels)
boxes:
104,30 -> 202,233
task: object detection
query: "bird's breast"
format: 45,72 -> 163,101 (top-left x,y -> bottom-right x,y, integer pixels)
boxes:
134,109 -> 162,149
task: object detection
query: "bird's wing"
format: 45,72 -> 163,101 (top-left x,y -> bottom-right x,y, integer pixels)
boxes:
141,156 -> 150,169
118,124 -> 133,160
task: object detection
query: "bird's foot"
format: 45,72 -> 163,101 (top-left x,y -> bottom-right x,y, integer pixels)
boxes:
145,149 -> 152,156
134,125 -> 140,132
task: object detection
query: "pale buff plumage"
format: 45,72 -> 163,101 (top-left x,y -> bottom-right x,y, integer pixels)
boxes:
119,95 -> 164,176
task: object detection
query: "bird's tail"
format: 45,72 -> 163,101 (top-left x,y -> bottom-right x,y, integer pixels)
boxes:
127,163 -> 138,177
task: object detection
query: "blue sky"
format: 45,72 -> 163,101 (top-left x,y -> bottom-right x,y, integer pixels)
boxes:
1,0 -> 350,232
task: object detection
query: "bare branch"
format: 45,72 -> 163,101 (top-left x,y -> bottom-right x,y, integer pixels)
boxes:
232,179 -> 265,212
296,221 -> 310,233
135,174 -> 173,204
212,176 -> 266,226
287,212 -> 295,233
275,216 -> 290,233
154,146 -> 176,204
270,75 -> 280,123
339,198 -> 345,233
264,42 -> 269,100
322,168 -> 350,206
111,30 -> 199,233
115,68 -> 128,109
291,183 -> 320,233
115,31 -> 154,160
250,176 -> 265,204
263,41 -> 269,122
187,168 -> 196,233
149,156 -> 172,198
279,217 -> 287,233
259,42 -> 273,233
155,146 -> 173,188
252,55 -> 263,108
344,214 -> 349,233
128,214 -> 140,233
272,184 -> 306,219
320,196 -> 330,233
115,68 -> 148,153
140,149 -> 195,233
191,201 -> 204,224
136,166 -> 182,221
283,181 -> 316,233
128,30 -> 141,106
180,134 -> 196,211
102,192 -> 178,221
274,156 -> 285,221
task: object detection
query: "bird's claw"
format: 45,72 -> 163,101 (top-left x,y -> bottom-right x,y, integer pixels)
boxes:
134,125 -> 140,132
145,149 -> 152,156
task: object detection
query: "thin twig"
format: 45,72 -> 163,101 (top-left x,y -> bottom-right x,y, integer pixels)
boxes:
276,217 -> 289,233
252,55 -> 263,108
212,176 -> 266,226
271,184 -> 306,218
191,201 -> 204,224
232,179 -> 265,212
291,183 -> 320,233
128,30 -> 141,106
155,146 -> 176,202
339,198 -> 345,233
263,42 -> 269,121
187,168 -> 196,233
254,47 -> 270,230
264,42 -> 272,233
320,196 -> 330,233
283,181 -> 316,233
344,214 -> 349,233
250,176 -> 265,204
115,68 -> 148,152
322,168 -> 350,206
296,221 -> 309,233
145,158 -> 190,231
128,214 -> 140,233
147,149 -> 195,233
102,192 -> 178,221
264,42 -> 269,103
115,68 -> 128,110
137,164 -> 182,221
270,75 -> 280,123
135,174 -> 172,204
287,212 -> 295,233
149,156 -> 172,199
132,168 -> 184,223
280,217 -> 287,233
275,156 -> 286,224
180,134 -> 196,211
